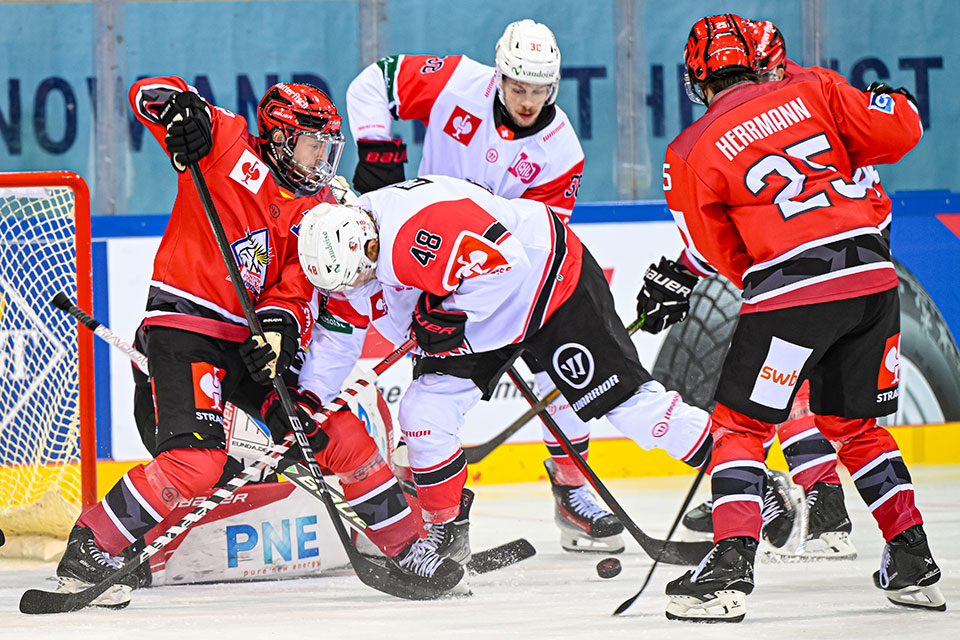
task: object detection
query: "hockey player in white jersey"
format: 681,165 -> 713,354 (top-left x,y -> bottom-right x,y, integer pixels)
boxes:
294,176 -> 714,564
346,20 -> 624,552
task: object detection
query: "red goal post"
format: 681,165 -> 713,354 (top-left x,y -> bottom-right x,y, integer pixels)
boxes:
0,171 -> 96,556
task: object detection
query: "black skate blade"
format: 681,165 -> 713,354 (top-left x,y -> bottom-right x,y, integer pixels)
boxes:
467,538 -> 536,574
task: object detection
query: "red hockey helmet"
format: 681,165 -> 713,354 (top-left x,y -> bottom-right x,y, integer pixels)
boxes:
257,83 -> 344,195
749,20 -> 787,78
683,13 -> 756,104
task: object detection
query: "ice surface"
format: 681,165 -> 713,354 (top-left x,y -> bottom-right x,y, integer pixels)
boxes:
2,467 -> 957,639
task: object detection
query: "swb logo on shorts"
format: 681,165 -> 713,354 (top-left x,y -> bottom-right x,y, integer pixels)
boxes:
749,337 -> 812,410
552,343 -> 594,390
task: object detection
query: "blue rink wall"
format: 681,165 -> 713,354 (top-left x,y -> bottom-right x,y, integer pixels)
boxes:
88,194 -> 960,465
1,0 -> 958,213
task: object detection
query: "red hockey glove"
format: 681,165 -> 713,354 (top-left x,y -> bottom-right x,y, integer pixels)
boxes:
158,91 -> 212,172
261,387 -> 330,463
352,138 -> 407,193
636,257 -> 699,334
410,292 -> 467,355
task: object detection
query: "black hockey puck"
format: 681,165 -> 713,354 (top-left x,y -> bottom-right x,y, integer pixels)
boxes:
597,557 -> 621,579
0,528 -> 5,547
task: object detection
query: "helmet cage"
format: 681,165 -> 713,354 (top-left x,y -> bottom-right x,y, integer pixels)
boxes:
258,83 -> 344,194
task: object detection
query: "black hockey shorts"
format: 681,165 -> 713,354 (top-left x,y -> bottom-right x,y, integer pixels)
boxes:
715,287 -> 901,424
132,326 -> 276,455
413,247 -> 652,421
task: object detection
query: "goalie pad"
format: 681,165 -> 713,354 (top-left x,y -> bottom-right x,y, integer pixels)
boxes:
144,367 -> 398,586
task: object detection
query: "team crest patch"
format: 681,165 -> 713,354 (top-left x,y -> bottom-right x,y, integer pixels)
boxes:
228,149 -> 269,194
877,333 -> 901,389
508,152 -> 542,184
191,362 -> 225,412
443,106 -> 482,146
231,228 -> 271,296
868,92 -> 896,114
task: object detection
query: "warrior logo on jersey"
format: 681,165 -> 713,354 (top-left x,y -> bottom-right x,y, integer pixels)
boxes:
552,343 -> 595,390
231,228 -> 271,296
868,92 -> 896,115
878,333 -> 901,388
508,152 -> 543,184
443,106 -> 482,146
441,231 -> 510,291
228,149 -> 269,195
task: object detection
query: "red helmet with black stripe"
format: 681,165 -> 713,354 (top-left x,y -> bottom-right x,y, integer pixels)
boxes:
749,20 -> 787,78
683,13 -> 756,104
257,83 -> 344,195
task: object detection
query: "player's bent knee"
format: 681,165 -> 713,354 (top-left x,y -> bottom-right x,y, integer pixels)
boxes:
150,448 -> 228,500
315,410 -> 379,474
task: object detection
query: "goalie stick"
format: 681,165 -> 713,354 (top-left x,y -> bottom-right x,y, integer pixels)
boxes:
50,295 -> 534,578
504,367 -> 712,566
281,463 -> 536,575
463,316 -> 645,464
19,338 -> 416,614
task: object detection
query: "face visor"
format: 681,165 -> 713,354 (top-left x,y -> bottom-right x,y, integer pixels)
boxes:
278,129 -> 345,194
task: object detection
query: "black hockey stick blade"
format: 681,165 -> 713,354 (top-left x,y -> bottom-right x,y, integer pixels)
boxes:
20,552 -> 147,614
467,538 -> 536,574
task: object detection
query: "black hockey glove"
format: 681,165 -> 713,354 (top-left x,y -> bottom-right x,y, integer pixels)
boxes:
353,138 -> 407,194
239,312 -> 300,385
866,81 -> 917,108
158,91 -> 213,172
261,387 -> 330,464
410,292 -> 468,355
636,257 -> 699,335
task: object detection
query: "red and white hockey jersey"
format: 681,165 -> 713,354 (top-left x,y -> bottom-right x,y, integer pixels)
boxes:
130,76 -> 336,346
299,176 -> 584,400
664,69 -> 922,313
346,54 -> 585,220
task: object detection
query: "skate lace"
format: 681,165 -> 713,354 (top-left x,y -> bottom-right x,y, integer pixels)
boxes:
567,485 -> 611,521
690,545 -> 718,582
806,488 -> 819,511
878,544 -> 892,588
424,522 -> 446,549
399,529 -> 445,578
761,486 -> 784,525
85,539 -> 124,570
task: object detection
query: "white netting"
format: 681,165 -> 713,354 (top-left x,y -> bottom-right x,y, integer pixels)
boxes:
0,184 -> 84,549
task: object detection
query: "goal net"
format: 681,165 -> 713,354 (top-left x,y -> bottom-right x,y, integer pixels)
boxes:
0,171 -> 95,559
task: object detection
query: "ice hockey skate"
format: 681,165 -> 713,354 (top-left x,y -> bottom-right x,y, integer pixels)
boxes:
424,487 -> 474,566
665,536 -> 757,623
793,482 -> 856,559
544,459 -> 624,553
873,524 -> 946,611
386,534 -> 467,596
55,525 -> 139,609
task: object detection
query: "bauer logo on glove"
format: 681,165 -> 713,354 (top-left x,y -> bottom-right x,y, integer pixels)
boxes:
636,257 -> 699,335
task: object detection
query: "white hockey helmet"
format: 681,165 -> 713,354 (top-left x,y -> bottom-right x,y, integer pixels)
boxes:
298,203 -> 378,293
495,19 -> 562,105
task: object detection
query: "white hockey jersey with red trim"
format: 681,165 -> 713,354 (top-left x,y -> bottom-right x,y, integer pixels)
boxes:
347,54 -> 584,220
298,175 -> 583,399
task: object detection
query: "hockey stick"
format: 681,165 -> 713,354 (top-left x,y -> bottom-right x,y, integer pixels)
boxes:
462,315 -> 645,464
50,291 -> 150,374
504,368 -> 712,565
281,463 -> 536,575
186,165 -> 453,600
19,339 -> 414,614
612,461 -> 708,615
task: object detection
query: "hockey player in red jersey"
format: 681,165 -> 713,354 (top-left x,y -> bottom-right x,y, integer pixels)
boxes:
294,175 -> 714,566
644,14 -> 943,621
681,19 -> 884,560
54,78 -> 463,608
346,20 -> 625,553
